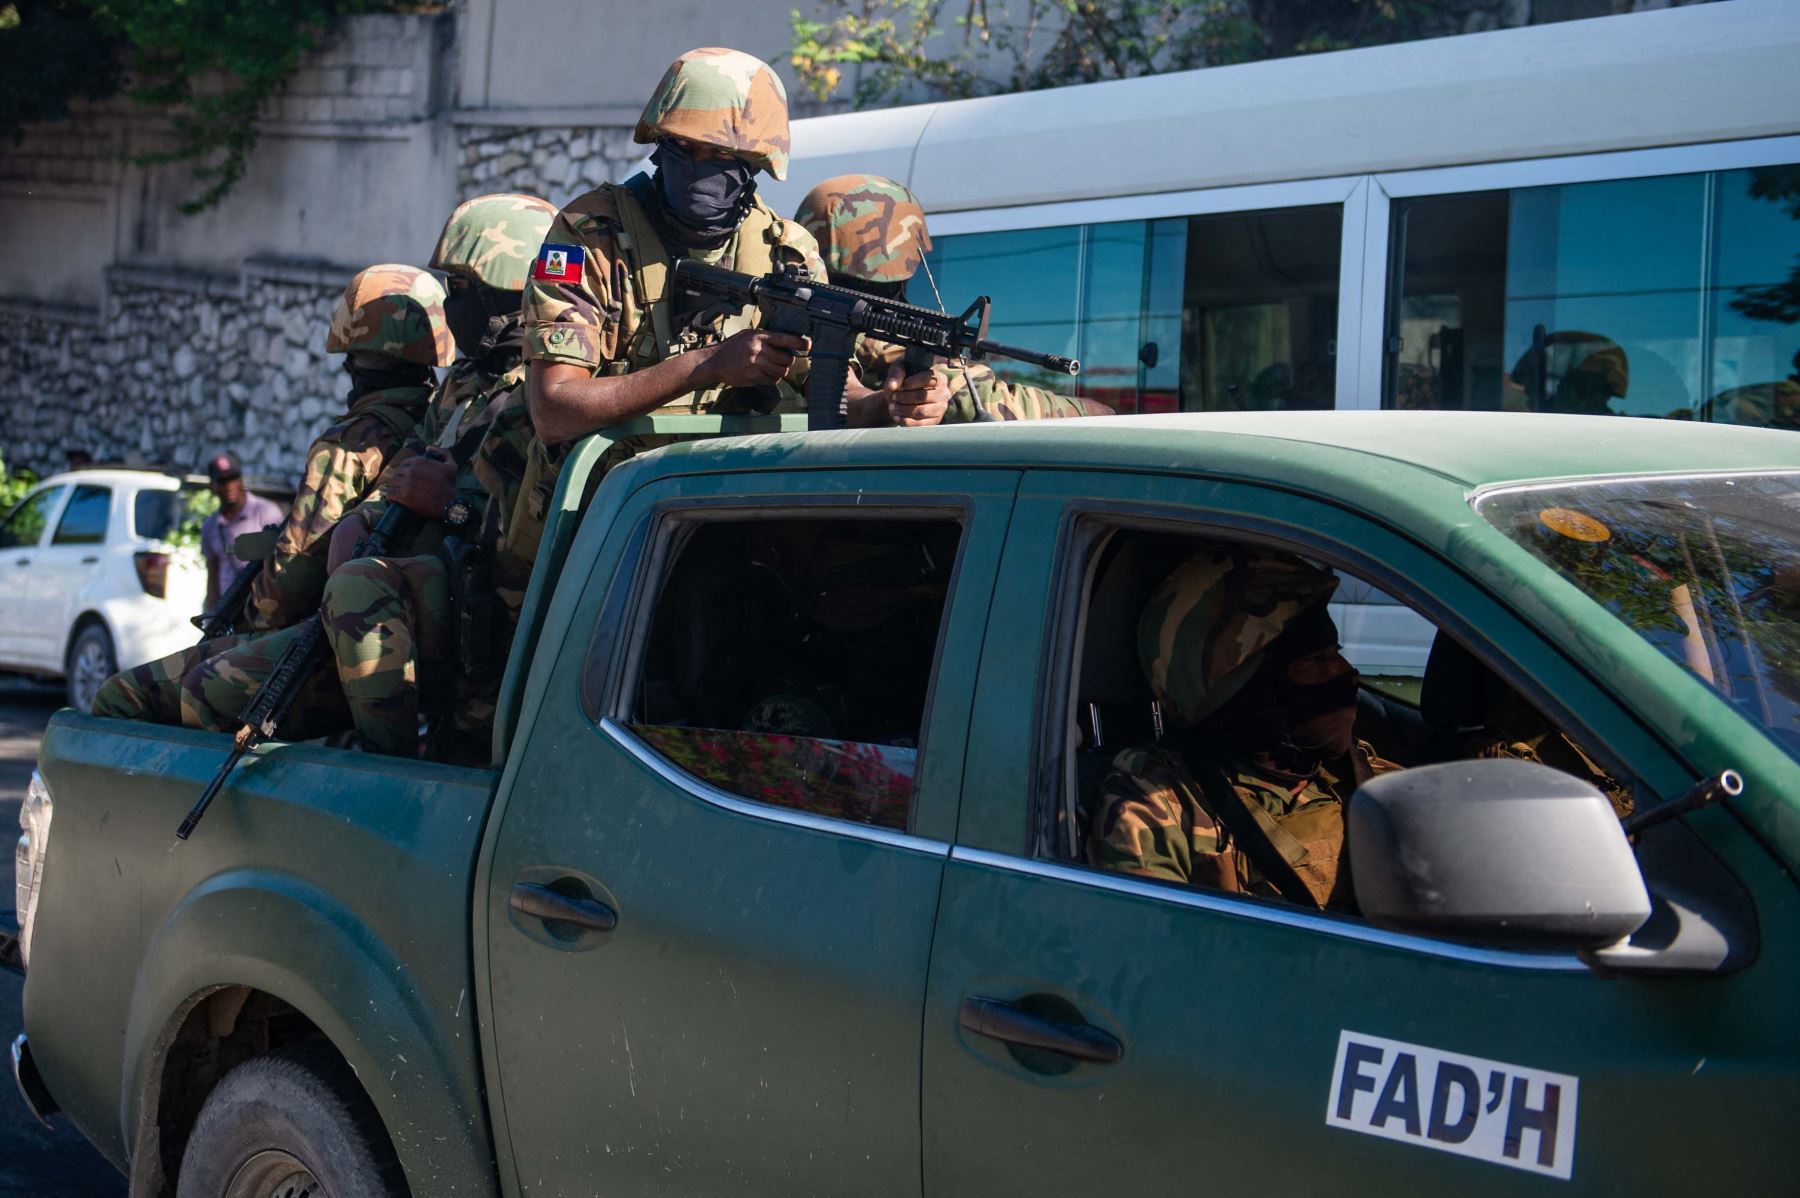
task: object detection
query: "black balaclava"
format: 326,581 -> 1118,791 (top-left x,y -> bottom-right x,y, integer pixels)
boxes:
650,138 -> 757,245
444,279 -> 525,373
1266,602 -> 1358,761
1195,601 -> 1357,783
828,269 -> 908,303
344,354 -> 433,400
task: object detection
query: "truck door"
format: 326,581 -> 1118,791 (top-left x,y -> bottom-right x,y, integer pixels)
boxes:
920,472 -> 1800,1197
24,482 -> 111,668
481,466 -> 1018,1197
0,484 -> 66,662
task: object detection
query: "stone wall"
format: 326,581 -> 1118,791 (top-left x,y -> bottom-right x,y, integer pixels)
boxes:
0,263 -> 342,482
456,123 -> 644,206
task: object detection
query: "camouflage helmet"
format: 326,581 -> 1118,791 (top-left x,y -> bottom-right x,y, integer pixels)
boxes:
430,193 -> 560,292
634,47 -> 792,181
325,265 -> 454,367
1138,547 -> 1339,726
795,174 -> 931,283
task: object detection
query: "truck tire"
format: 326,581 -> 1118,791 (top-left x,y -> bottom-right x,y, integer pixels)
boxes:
65,622 -> 115,714
176,1043 -> 406,1198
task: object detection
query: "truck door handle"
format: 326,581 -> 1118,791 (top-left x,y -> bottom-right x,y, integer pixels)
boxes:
12,558 -> 27,567
81,555 -> 99,565
510,881 -> 617,932
958,996 -> 1123,1064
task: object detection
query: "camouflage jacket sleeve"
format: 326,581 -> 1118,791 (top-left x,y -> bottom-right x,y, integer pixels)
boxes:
522,193 -> 630,374
1088,746 -> 1237,890
249,414 -> 404,630
939,361 -> 1103,423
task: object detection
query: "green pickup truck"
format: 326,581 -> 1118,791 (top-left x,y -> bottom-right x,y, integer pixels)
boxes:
12,411 -> 1800,1197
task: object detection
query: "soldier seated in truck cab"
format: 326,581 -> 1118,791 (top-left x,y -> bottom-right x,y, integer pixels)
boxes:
1084,546 -> 1403,909
1076,531 -> 1638,913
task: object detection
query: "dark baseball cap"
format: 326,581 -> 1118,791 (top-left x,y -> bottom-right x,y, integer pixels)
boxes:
205,452 -> 243,483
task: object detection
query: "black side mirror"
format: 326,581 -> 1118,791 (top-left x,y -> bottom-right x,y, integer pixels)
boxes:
1348,759 -> 1650,950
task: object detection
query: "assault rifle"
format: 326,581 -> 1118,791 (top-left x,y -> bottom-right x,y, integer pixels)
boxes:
191,523 -> 281,641
671,260 -> 1080,429
176,502 -> 411,841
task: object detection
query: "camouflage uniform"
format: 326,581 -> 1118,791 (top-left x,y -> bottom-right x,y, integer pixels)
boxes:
92,633 -> 244,724
524,49 -> 823,482
511,47 -> 826,591
92,265 -> 450,724
1086,547 -> 1399,909
180,198 -> 559,758
793,173 -> 1100,422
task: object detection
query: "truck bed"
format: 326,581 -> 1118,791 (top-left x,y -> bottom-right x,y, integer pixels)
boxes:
26,714 -> 500,1193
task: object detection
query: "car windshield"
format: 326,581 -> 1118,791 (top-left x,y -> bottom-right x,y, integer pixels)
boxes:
1475,471 -> 1800,761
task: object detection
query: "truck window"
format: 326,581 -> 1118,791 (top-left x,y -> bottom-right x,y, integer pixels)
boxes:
621,514 -> 963,833
1383,162 -> 1800,429
1059,524 -> 1633,913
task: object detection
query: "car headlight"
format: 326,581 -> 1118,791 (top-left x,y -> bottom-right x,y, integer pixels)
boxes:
14,770 -> 52,968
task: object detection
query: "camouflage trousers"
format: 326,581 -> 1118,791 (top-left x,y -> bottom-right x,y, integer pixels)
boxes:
181,554 -> 451,757
178,626 -> 355,744
91,633 -> 246,725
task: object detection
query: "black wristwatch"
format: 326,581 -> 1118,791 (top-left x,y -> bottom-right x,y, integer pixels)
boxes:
442,498 -> 474,530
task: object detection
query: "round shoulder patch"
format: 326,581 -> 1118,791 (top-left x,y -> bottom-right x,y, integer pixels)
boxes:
1538,507 -> 1611,542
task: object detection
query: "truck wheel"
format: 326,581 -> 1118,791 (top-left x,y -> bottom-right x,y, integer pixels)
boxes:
176,1044 -> 406,1198
65,623 -> 115,714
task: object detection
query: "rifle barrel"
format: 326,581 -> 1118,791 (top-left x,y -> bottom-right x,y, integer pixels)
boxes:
973,339 -> 1080,376
177,744 -> 247,840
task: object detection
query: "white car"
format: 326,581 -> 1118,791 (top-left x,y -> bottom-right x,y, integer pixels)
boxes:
0,468 -> 210,711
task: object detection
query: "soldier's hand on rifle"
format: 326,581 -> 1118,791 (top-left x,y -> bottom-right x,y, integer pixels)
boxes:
385,450 -> 458,518
702,329 -> 808,388
883,363 -> 950,428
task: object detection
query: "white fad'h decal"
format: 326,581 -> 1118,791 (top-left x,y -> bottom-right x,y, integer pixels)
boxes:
1325,1029 -> 1579,1180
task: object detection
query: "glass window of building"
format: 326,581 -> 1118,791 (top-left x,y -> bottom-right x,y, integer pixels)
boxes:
1385,163 -> 1800,430
921,203 -> 1341,414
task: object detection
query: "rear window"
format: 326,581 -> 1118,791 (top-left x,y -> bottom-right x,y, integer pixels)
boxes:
134,485 -> 214,545
1475,471 -> 1800,759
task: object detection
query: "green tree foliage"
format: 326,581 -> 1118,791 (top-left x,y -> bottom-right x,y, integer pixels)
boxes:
0,0 -> 416,213
0,2 -> 126,140
792,0 -> 1442,106
1730,165 -> 1800,327
0,453 -> 39,518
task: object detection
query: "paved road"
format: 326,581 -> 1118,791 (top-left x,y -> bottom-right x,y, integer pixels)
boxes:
0,684 -> 128,1196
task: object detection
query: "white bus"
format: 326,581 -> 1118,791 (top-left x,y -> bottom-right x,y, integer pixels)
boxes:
765,0 -> 1800,671
769,0 -> 1800,427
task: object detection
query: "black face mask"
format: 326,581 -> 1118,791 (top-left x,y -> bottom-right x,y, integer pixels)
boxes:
344,356 -> 431,399
651,138 -> 756,240
444,280 -> 523,366
1268,604 -> 1359,760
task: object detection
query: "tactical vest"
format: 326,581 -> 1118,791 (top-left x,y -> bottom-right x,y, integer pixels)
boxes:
347,384 -> 434,442
508,183 -> 811,564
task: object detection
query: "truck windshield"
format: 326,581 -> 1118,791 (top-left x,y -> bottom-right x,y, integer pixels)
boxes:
1475,471 -> 1800,761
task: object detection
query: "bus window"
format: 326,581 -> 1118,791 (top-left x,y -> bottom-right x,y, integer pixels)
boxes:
1175,204 -> 1340,413
924,202 -> 1342,415
1385,164 -> 1800,431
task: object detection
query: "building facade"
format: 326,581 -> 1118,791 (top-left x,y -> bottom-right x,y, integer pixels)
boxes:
0,0 -> 1710,478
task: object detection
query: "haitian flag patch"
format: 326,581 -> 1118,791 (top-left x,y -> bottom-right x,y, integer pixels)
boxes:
532,242 -> 585,284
